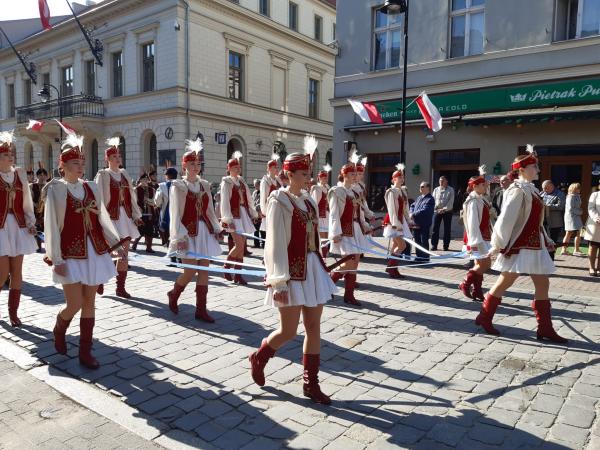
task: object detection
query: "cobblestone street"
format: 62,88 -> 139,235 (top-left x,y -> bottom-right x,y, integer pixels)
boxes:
1,239 -> 599,449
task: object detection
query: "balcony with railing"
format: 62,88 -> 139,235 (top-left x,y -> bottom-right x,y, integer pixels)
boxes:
16,94 -> 104,124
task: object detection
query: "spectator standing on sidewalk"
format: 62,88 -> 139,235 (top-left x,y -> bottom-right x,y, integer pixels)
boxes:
560,183 -> 584,256
492,175 -> 512,217
541,179 -> 565,260
584,183 -> 600,276
431,176 -> 455,251
410,182 -> 435,261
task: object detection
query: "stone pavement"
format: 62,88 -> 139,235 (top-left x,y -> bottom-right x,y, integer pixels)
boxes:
0,355 -> 161,449
0,238 -> 599,449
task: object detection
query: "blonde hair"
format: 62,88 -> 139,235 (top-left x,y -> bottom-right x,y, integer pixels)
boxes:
568,183 -> 581,195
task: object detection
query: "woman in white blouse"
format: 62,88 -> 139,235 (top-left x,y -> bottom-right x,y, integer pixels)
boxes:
167,140 -> 222,322
0,131 -> 37,327
584,184 -> 600,276
248,151 -> 336,405
560,183 -> 584,257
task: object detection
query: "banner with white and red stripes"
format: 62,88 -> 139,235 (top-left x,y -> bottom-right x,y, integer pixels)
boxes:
38,0 -> 52,30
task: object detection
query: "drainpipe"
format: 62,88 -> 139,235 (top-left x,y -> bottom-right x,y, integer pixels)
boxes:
180,0 -> 191,139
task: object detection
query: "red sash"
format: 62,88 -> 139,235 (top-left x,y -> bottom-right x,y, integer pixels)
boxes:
107,173 -> 133,220
0,173 -> 26,228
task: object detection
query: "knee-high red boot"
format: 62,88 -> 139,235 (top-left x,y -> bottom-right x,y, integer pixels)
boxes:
303,354 -> 331,405
459,269 -> 477,300
386,257 -> 404,279
233,257 -> 248,286
53,312 -> 72,355
96,284 -> 104,295
223,255 -> 234,282
471,272 -> 485,302
115,271 -> 131,299
330,271 -> 343,283
194,285 -> 214,323
8,289 -> 22,327
475,294 -> 501,335
532,300 -> 568,344
321,244 -> 329,259
248,338 -> 276,386
343,273 -> 361,307
79,317 -> 99,369
167,282 -> 185,314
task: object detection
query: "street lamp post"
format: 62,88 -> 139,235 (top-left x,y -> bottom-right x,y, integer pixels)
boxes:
38,84 -> 63,139
381,0 -> 409,165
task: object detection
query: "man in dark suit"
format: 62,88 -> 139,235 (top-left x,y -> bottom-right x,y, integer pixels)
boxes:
410,181 -> 435,262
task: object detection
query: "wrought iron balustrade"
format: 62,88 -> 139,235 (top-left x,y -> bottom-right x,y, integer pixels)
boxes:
16,94 -> 104,124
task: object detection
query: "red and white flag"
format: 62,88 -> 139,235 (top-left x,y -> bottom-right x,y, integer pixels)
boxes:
26,119 -> 45,132
348,99 -> 384,125
416,92 -> 443,132
54,119 -> 76,136
38,0 -> 52,30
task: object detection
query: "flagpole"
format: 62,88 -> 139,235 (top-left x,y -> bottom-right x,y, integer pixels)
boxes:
64,0 -> 104,66
399,0 -> 410,165
0,26 -> 38,84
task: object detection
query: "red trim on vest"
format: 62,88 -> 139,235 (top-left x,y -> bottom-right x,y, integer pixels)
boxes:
502,193 -> 545,256
107,173 -> 133,220
61,183 -> 111,260
480,201 -> 492,241
230,182 -> 249,219
0,173 -> 26,228
383,190 -> 405,227
181,183 -> 214,237
317,189 -> 329,218
340,193 -> 355,237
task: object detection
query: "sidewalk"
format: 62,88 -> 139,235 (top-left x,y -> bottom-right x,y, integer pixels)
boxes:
0,355 -> 161,450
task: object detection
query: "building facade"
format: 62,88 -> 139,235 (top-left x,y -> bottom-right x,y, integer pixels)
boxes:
334,0 -> 600,207
0,0 -> 336,185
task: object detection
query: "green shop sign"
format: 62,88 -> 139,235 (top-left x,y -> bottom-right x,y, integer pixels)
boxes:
375,77 -> 600,123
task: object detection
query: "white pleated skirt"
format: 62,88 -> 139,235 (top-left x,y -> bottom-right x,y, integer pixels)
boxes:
170,221 -> 222,258
52,238 -> 117,286
462,240 -> 492,260
383,220 -> 413,239
265,253 -> 337,308
492,236 -> 555,275
0,214 -> 37,257
112,207 -> 140,240
330,222 -> 370,256
233,208 -> 256,235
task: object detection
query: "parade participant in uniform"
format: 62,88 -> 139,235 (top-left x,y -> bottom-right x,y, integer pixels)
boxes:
328,154 -> 372,307
94,138 -> 143,298
248,146 -> 336,405
310,165 -> 332,258
475,147 -> 567,343
259,154 -> 281,242
220,152 -> 258,285
354,156 -> 375,223
132,173 -> 156,253
0,131 -> 37,327
155,166 -> 178,247
167,139 -> 222,322
382,164 -> 412,279
45,134 -> 124,369
459,166 -> 493,301
31,166 -> 49,252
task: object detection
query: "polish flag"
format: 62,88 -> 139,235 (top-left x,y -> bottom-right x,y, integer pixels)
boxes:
416,92 -> 443,132
348,99 -> 384,125
54,119 -> 77,136
27,119 -> 45,132
38,0 -> 52,30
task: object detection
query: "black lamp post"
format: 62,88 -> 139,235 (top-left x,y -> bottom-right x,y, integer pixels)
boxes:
381,0 -> 409,165
38,84 -> 63,139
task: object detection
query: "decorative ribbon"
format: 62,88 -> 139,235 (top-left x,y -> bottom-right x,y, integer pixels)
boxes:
75,200 -> 100,231
129,252 -> 266,276
165,251 -> 265,269
4,183 -> 22,210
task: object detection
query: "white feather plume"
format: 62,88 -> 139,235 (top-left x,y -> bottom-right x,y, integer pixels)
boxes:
360,156 -> 368,167
105,137 -> 121,148
62,133 -> 84,151
231,150 -> 243,160
478,165 -> 487,176
323,164 -> 332,173
526,144 -> 535,154
303,135 -> 318,159
185,138 -> 203,153
270,152 -> 280,161
0,130 -> 15,146
395,163 -> 405,172
349,150 -> 360,164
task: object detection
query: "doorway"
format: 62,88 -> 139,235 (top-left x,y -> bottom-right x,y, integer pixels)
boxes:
432,149 -> 480,212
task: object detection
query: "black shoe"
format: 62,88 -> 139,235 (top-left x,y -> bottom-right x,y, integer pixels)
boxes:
443,247 -> 449,251
431,247 -> 437,251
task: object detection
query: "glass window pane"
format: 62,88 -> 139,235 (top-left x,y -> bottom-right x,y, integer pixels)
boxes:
450,15 -> 466,57
471,0 -> 486,6
581,0 -> 600,37
388,12 -> 402,25
375,9 -> 387,28
468,12 -> 485,55
452,0 -> 466,11
374,32 -> 387,70
390,30 -> 401,67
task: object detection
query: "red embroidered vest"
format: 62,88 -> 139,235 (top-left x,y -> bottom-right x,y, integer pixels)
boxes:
317,188 -> 328,218
503,193 -> 545,256
230,181 -> 249,219
0,173 -> 26,228
181,183 -> 214,237
340,193 -> 355,237
107,173 -> 133,220
480,201 -> 492,241
286,193 -> 327,281
61,183 -> 111,259
383,191 -> 405,227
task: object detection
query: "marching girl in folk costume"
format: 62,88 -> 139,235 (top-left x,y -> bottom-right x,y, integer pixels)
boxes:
94,138 -> 143,298
310,165 -> 332,258
131,173 -> 156,253
249,148 -> 336,405
259,154 -> 281,237
382,164 -> 412,279
0,131 -> 37,327
167,139 -> 222,322
220,152 -> 258,285
328,156 -> 372,307
354,156 -> 376,223
476,147 -> 567,343
459,166 -> 493,302
45,135 -> 124,369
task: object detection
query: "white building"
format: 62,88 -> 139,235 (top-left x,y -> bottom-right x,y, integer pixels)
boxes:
0,0 -> 336,184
